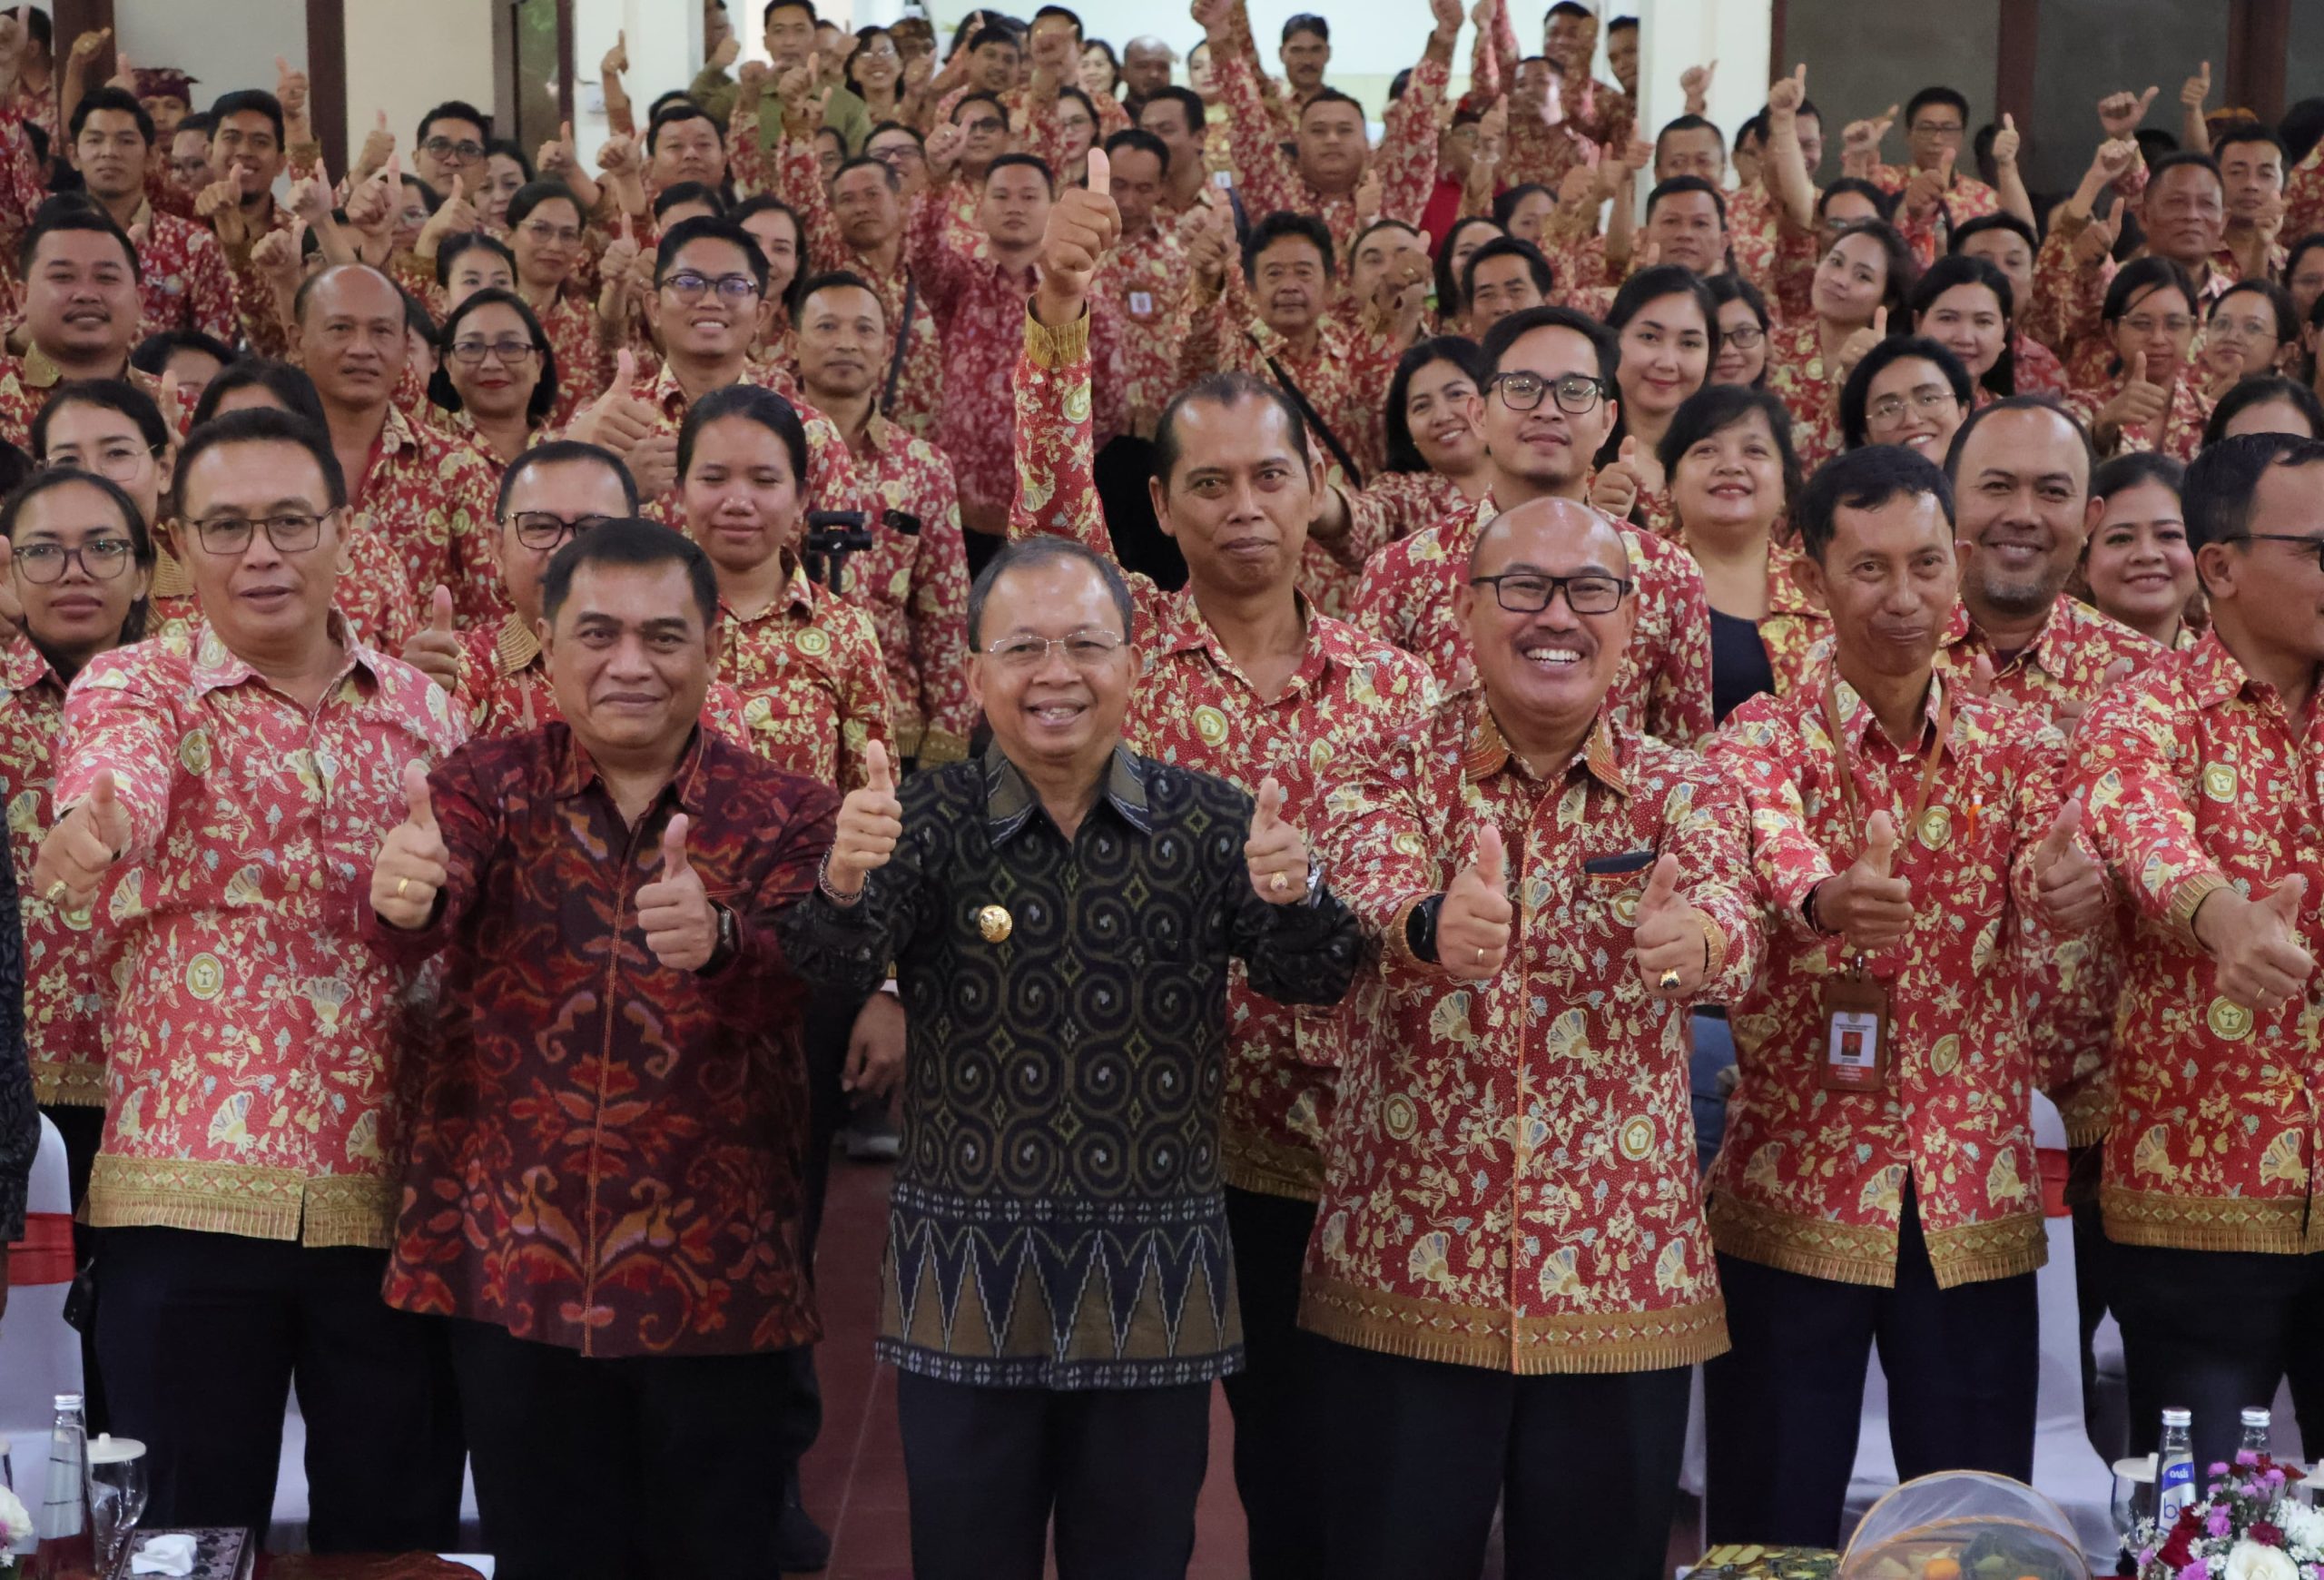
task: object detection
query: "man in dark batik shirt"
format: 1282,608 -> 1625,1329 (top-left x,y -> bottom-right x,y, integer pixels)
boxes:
779,536 -> 1362,1580
366,519 -> 837,1580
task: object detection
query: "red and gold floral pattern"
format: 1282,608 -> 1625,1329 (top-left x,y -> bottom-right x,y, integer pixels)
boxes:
833,416 -> 973,764
55,621 -> 468,1248
0,637 -> 101,1106
1302,694 -> 1758,1372
1209,49 -> 1446,253
713,552 -> 894,793
351,401 -> 507,627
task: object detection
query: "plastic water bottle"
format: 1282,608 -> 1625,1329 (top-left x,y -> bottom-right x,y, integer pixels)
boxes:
26,1395 -> 94,1580
2157,1407 -> 2196,1527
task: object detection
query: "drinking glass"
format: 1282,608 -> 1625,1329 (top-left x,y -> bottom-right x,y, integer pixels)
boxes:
83,1437 -> 146,1580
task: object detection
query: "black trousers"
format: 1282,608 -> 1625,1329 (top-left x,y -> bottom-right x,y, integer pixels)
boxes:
448,1318 -> 801,1580
894,1370 -> 1212,1580
2109,1240 -> 2324,1472
94,1226 -> 463,1551
1310,1336 -> 1692,1580
1220,1187 -> 1323,1580
775,987 -> 862,1485
1703,1197 -> 2039,1549
37,1101 -> 106,1430
1092,436 -> 1188,592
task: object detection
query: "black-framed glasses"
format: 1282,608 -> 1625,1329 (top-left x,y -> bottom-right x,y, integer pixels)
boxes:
448,336 -> 540,367
1469,570 -> 1632,615
2228,533 -> 2324,573
1722,325 -> 1766,351
507,511 -> 609,550
187,509 -> 331,556
658,271 -> 763,305
13,537 -> 135,583
1488,370 -> 1607,415
983,629 -> 1126,669
423,136 -> 487,163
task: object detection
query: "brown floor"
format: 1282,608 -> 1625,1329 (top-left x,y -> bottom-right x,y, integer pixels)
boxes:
793,1154 -> 1705,1580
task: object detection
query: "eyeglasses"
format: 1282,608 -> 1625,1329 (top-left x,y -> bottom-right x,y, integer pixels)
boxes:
517,219 -> 585,246
960,116 -> 1008,135
2228,533 -> 2324,573
1909,120 -> 1964,136
423,136 -> 487,163
1488,370 -> 1607,415
187,509 -> 331,556
448,336 -> 540,366
2122,314 -> 2197,337
507,510 -> 609,550
1722,325 -> 1766,351
1867,386 -> 1959,423
982,629 -> 1126,668
13,537 -> 135,583
869,144 -> 926,166
659,271 -> 763,304
1468,570 -> 1632,615
43,446 -> 156,483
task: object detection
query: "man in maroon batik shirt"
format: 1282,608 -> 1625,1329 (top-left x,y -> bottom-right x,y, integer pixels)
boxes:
366,518 -> 838,1580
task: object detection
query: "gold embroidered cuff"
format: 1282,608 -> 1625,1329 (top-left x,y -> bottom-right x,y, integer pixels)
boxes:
916,726 -> 971,765
2168,869 -> 2233,950
1023,302 -> 1090,369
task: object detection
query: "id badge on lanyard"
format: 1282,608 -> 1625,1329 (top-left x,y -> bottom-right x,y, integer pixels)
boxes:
1814,681 -> 1947,1092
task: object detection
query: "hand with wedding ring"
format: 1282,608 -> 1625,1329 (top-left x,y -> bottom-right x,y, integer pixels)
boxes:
370,760 -> 449,929
1438,825 -> 1513,979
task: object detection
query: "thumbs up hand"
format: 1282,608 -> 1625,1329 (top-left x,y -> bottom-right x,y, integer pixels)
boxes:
1809,810 -> 1915,953
369,760 -> 450,928
1632,853 -> 1711,998
826,740 -> 904,902
33,768 -> 133,914
400,584 -> 464,692
1439,824 -> 1514,979
2195,874 -> 2319,1012
1833,305 -> 1889,385
1034,144 -> 1119,327
637,813 -> 720,970
1590,434 -> 1645,521
2032,795 -> 2110,931
2101,351 -> 2172,449
1244,775 -> 1311,905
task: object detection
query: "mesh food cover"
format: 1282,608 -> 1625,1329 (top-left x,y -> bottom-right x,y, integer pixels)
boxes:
1839,1470 -> 2088,1580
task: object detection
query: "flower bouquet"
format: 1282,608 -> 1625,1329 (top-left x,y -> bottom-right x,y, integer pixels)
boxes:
0,1482 -> 29,1578
2130,1452 -> 2324,1580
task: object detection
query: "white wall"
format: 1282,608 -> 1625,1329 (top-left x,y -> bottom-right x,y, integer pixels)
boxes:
1636,0 -> 1772,192
114,0 -> 307,123
570,0 -> 707,166
345,0 -> 497,173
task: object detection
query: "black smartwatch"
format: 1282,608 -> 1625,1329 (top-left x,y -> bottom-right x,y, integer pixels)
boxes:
1404,894 -> 1446,964
702,903 -> 741,974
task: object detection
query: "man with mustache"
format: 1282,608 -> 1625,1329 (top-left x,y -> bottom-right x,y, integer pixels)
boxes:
1304,493 -> 1758,1580
1700,442 -> 2110,1547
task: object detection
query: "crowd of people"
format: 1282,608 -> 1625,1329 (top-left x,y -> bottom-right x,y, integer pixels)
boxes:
0,0 -> 2319,1576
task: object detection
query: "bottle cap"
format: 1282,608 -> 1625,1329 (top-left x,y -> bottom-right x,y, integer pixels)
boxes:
53,1394 -> 84,1412
2162,1407 -> 2192,1426
2243,1407 -> 2272,1426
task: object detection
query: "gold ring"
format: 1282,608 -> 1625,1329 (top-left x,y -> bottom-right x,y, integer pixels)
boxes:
1271,871 -> 1288,894
1659,968 -> 1681,991
1474,946 -> 1484,964
396,876 -> 411,898
44,880 -> 66,905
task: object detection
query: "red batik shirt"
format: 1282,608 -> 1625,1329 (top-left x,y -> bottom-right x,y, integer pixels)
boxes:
1174,288 -> 1402,498
832,415 -> 974,765
904,185 -> 1126,528
1304,694 -> 1758,1372
1099,222 -> 1194,441
606,360 -> 876,533
2065,365 -> 2214,464
369,723 -> 837,1358
1012,304 -> 1438,1199
0,638 -> 102,1106
1349,493 -> 1716,749
56,619 -> 468,1248
714,552 -> 895,794
1764,315 -> 1846,474
131,202 -> 238,345
536,286 -> 612,429
1211,48 -> 1445,253
446,614 -> 749,743
771,129 -> 944,438
1873,164 -> 2004,266
1704,673 -> 2083,1289
350,401 -> 507,627
0,350 -> 160,453
2073,631 -> 2324,1255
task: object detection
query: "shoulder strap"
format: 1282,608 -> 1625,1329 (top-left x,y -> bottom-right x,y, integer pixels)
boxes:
881,274 -> 920,418
1246,331 -> 1364,489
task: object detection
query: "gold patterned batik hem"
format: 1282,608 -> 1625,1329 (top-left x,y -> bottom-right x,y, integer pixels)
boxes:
2102,1185 -> 2324,1254
1709,1193 -> 2046,1290
1222,1129 -> 1324,1202
29,1060 -> 103,1108
85,1156 -> 398,1249
1297,1278 -> 1728,1376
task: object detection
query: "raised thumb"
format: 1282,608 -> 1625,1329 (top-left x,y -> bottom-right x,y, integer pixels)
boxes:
1872,305 -> 1888,336
660,813 -> 692,875
1086,144 -> 1109,189
611,346 -> 636,394
2131,351 -> 2148,386
1865,810 -> 1898,875
1619,435 -> 1637,465
866,738 -> 893,793
1254,775 -> 1285,826
2264,874 -> 2307,922
1473,823 -> 1505,886
1966,652 -> 1995,698
2039,795 -> 2083,866
89,767 -> 118,811
1640,852 -> 1680,913
450,173 -> 466,202
429,584 -> 454,633
401,759 -> 435,828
